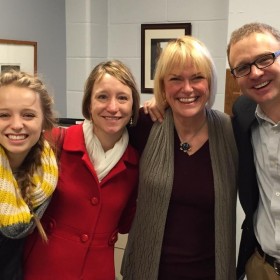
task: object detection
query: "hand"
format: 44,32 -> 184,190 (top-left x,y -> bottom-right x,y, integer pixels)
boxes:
143,97 -> 165,123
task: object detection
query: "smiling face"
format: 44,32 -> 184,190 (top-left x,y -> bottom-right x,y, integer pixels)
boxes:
164,61 -> 210,122
90,73 -> 133,145
229,32 -> 280,110
0,85 -> 43,167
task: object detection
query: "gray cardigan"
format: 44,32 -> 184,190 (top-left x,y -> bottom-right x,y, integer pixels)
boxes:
122,108 -> 238,280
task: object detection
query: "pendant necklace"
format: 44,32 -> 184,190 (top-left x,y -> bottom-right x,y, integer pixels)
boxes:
179,119 -> 207,153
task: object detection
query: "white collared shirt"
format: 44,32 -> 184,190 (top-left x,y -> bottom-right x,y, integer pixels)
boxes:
252,105 -> 280,259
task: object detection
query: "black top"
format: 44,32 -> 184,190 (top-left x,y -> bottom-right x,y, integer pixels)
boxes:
129,109 -> 215,279
0,234 -> 24,280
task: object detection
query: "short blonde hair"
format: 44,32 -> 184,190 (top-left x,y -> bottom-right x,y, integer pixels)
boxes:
153,35 -> 217,109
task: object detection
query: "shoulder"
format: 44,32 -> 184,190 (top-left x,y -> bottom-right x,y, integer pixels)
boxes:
207,109 -> 231,126
232,95 -> 257,131
232,95 -> 256,117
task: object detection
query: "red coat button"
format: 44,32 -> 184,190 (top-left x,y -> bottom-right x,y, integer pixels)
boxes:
46,220 -> 56,233
80,234 -> 89,242
48,222 -> 54,230
91,197 -> 99,205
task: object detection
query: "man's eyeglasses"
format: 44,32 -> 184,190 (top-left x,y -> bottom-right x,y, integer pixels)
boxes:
231,50 -> 280,78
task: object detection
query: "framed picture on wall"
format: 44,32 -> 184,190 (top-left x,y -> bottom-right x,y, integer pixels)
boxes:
0,39 -> 37,74
141,23 -> 191,93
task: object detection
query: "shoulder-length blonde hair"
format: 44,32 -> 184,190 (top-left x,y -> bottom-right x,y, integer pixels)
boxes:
153,35 -> 217,109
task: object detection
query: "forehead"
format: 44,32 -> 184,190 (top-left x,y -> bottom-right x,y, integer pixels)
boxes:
229,32 -> 280,67
92,73 -> 131,93
0,85 -> 41,110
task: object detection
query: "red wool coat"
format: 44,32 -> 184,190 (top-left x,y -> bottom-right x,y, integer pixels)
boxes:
24,124 -> 139,280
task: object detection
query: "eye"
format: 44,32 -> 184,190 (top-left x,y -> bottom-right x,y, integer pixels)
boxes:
23,113 -> 36,120
0,113 -> 10,119
96,94 -> 108,101
256,54 -> 273,66
169,76 -> 181,81
193,75 -> 205,81
235,64 -> 250,74
118,95 -> 129,101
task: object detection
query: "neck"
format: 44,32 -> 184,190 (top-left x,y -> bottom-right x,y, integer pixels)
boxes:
6,153 -> 25,171
93,130 -> 123,152
174,110 -> 207,136
174,111 -> 208,154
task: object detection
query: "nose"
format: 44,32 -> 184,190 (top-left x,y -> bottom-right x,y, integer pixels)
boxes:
107,98 -> 118,112
249,64 -> 264,78
11,116 -> 24,130
182,79 -> 194,92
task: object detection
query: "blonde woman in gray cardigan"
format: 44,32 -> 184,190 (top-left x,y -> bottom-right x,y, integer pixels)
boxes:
122,36 -> 238,280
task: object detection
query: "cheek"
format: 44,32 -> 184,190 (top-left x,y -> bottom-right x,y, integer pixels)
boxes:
165,82 -> 179,93
124,102 -> 134,116
89,104 -> 99,117
31,126 -> 43,145
164,84 -> 178,100
195,82 -> 210,97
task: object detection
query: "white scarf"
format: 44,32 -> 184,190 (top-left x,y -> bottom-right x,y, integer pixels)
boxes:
82,119 -> 129,181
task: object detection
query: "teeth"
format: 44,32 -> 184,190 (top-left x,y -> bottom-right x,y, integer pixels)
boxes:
179,97 -> 197,103
254,81 -> 269,89
104,116 -> 120,120
8,135 -> 26,140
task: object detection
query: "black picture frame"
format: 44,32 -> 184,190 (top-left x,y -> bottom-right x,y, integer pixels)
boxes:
141,23 -> 191,93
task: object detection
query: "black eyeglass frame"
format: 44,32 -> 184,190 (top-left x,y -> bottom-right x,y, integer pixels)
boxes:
230,50 -> 280,78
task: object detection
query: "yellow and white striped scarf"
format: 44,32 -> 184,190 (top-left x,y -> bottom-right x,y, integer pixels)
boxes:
0,140 -> 58,230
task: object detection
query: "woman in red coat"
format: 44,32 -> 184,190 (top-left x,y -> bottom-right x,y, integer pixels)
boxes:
24,60 -> 140,280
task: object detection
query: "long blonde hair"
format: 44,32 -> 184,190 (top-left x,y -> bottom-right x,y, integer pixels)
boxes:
0,70 -> 57,241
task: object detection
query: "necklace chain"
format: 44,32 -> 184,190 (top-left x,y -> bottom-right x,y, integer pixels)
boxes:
179,119 -> 207,153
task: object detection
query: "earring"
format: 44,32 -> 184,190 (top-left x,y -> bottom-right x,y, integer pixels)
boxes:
129,117 -> 133,127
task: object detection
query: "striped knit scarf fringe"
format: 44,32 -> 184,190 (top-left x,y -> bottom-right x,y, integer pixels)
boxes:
0,140 -> 58,237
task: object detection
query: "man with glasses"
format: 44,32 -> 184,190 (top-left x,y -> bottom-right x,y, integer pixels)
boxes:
228,22 -> 280,280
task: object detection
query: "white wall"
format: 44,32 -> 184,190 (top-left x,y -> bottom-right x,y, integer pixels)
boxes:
66,0 -> 229,118
228,0 -> 280,42
66,0 -> 108,118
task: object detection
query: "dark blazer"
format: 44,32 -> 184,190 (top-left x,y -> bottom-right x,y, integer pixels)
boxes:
232,95 -> 259,279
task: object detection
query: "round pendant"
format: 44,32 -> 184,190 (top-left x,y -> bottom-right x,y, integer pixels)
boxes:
180,142 -> 191,152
